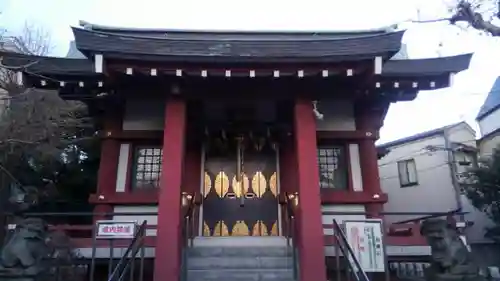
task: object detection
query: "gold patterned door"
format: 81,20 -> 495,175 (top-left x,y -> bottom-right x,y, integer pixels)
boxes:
202,139 -> 279,237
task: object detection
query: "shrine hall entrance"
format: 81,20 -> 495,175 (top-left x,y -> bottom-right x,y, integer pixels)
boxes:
201,136 -> 279,237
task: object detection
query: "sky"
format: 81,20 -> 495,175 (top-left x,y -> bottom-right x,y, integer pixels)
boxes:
1,0 -> 500,144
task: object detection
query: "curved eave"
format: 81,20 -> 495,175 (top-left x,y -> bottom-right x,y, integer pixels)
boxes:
382,53 -> 472,77
72,27 -> 404,63
1,53 -> 96,77
375,53 -> 473,93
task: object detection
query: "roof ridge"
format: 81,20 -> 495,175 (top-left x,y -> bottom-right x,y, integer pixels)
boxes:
378,121 -> 467,148
476,76 -> 500,120
78,20 -> 400,35
71,26 -> 405,42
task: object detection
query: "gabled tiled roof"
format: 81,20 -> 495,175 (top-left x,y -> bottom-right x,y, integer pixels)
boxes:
71,26 -> 405,63
1,53 -> 95,76
378,122 -> 470,149
476,77 -> 500,120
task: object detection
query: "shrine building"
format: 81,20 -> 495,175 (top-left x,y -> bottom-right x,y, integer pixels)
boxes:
2,21 -> 472,281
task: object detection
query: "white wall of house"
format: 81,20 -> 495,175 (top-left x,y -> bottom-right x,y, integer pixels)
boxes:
479,134 -> 500,158
478,107 -> 500,157
379,133 -> 455,224
378,123 -> 476,224
378,123 -> 497,245
478,108 -> 500,138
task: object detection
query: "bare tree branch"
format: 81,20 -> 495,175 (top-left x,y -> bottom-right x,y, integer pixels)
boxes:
450,1 -> 500,36
0,23 -> 95,190
411,0 -> 500,36
11,22 -> 51,56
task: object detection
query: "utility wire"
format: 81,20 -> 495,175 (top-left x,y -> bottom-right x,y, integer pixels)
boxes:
378,137 -> 479,167
379,162 -> 449,180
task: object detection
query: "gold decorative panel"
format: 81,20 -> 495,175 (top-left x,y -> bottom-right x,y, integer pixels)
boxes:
252,221 -> 269,236
232,221 -> 250,236
252,171 -> 267,198
231,173 -> 249,198
214,221 -> 229,236
204,172 -> 212,198
269,172 -> 277,197
203,221 -> 210,236
202,143 -> 279,238
270,222 -> 278,236
215,172 -> 229,198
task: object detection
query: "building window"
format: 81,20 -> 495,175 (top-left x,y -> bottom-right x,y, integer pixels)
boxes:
317,146 -> 348,190
132,146 -> 163,189
397,159 -> 418,187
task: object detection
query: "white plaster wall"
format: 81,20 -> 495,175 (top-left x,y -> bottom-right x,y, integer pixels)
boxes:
447,123 -> 477,148
315,99 -> 356,131
348,143 -> 363,191
113,205 -> 158,236
321,204 -> 366,236
479,133 -> 500,158
378,135 -> 457,224
478,108 -> 500,137
122,97 -> 165,131
115,143 -> 130,192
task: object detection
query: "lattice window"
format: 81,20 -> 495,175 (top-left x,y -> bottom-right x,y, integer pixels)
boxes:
132,147 -> 163,189
317,146 -> 348,190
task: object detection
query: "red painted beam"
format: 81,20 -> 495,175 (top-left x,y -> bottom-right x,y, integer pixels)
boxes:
99,130 -> 163,140
320,190 -> 388,204
317,130 -> 379,140
89,192 -> 158,204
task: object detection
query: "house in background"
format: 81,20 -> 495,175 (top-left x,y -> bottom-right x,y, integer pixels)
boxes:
378,121 -> 500,266
378,122 -> 476,224
476,77 -> 500,157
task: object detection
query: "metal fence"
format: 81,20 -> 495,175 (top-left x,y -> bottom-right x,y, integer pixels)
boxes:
1,212 -> 156,281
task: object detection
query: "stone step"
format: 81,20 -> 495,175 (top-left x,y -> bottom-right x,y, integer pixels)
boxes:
188,256 -> 293,270
187,246 -> 291,257
187,269 -> 294,281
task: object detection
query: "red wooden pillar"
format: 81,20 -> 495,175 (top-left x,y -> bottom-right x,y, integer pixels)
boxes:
359,139 -> 384,215
154,97 -> 186,281
355,104 -> 384,216
293,98 -> 327,281
94,111 -> 122,220
94,139 -> 119,219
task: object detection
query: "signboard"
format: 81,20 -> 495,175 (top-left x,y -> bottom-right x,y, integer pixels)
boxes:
96,220 -> 137,239
343,219 -> 386,272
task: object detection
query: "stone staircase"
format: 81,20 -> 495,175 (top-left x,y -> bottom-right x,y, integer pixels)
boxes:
186,238 -> 295,281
